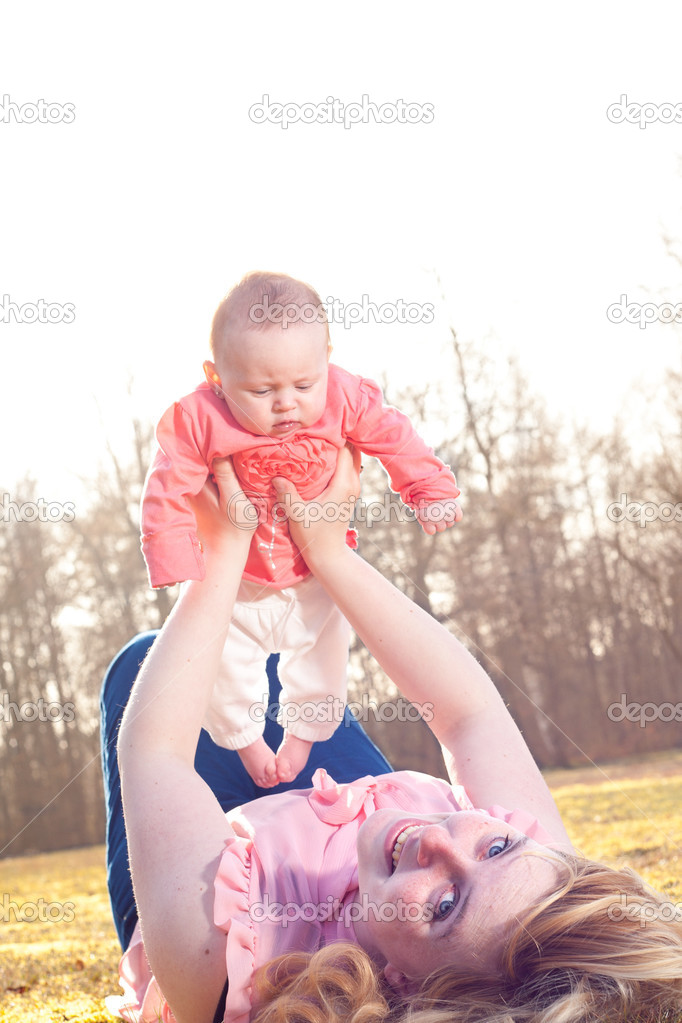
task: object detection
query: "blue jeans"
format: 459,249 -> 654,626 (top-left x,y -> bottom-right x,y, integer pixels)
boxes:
99,631 -> 393,950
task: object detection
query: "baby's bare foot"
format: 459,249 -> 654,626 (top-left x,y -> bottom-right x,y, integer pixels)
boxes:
276,734 -> 313,784
238,738 -> 278,788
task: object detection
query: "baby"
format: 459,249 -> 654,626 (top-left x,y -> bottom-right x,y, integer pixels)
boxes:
141,271 -> 461,787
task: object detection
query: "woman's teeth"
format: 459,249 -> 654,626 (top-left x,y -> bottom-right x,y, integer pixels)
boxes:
392,825 -> 425,870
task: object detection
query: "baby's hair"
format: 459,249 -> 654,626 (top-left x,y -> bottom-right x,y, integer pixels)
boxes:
210,271 -> 329,359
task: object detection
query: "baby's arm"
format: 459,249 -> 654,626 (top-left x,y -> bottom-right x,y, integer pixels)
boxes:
141,402 -> 212,587
344,376 -> 462,533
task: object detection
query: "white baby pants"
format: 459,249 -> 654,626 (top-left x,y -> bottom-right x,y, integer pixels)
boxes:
203,575 -> 351,749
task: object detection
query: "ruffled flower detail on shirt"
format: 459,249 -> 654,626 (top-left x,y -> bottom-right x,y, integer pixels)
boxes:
233,438 -> 337,496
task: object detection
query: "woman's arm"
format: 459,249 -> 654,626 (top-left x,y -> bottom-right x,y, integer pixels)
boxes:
274,451 -> 573,849
117,465 -> 256,1023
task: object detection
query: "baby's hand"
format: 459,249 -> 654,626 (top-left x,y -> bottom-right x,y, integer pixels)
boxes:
414,499 -> 462,535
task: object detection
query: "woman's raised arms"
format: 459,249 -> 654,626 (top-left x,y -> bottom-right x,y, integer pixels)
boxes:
117,464 -> 257,1023
274,448 -> 573,851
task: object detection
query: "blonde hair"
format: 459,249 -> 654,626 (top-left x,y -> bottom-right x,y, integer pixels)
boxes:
210,271 -> 329,358
252,854 -> 682,1023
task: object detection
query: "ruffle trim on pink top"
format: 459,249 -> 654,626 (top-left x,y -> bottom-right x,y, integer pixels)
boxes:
213,836 -> 256,1023
104,920 -> 179,1022
104,837 -> 255,1023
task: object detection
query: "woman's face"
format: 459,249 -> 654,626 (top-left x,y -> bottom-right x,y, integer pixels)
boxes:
354,809 -> 561,987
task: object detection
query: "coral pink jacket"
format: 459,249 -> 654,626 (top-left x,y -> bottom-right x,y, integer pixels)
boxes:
141,365 -> 460,588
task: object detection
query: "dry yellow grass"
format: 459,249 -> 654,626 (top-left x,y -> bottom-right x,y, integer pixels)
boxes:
546,748 -> 682,902
0,846 -> 119,1022
1,750 -> 681,1022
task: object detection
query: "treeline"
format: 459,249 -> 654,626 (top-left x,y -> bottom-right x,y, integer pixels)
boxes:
0,335 -> 680,856
356,332 -> 682,772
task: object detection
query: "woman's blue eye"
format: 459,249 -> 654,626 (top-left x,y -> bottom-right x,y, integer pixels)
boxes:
488,835 -> 512,858
433,891 -> 456,920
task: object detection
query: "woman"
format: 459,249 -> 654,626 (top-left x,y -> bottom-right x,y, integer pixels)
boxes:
103,449 -> 682,1023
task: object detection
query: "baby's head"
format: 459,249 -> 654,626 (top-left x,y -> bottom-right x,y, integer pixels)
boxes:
204,272 -> 331,438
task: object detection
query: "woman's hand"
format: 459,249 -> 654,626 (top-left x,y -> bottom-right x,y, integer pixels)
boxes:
191,457 -> 259,557
272,445 -> 362,571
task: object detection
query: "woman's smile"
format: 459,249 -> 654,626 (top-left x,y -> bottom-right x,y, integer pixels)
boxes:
354,810 -> 562,981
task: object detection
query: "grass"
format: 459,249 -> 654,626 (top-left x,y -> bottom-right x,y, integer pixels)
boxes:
0,846 -> 120,1022
545,748 -> 682,901
0,749 -> 681,1022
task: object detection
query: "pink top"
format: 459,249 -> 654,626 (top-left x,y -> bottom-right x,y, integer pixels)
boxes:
141,365 -> 460,588
106,769 -> 558,1023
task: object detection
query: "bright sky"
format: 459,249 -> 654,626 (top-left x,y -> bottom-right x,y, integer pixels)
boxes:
1,2 -> 681,509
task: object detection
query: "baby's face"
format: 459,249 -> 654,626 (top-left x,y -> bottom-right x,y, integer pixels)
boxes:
214,320 -> 330,438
